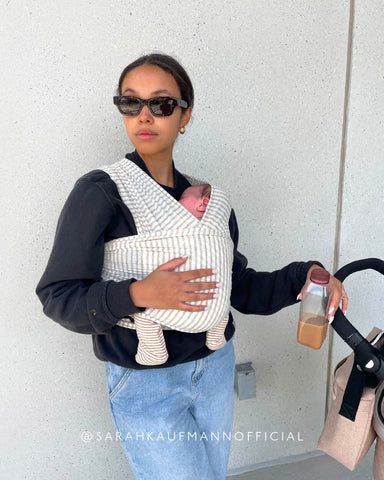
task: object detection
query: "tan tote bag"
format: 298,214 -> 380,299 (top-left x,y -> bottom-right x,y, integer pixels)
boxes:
317,327 -> 383,471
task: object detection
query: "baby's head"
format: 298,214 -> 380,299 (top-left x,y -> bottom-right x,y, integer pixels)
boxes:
179,184 -> 211,220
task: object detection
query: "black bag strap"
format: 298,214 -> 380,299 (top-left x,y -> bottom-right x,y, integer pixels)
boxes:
339,360 -> 366,421
332,258 -> 384,346
334,258 -> 384,282
339,346 -> 383,421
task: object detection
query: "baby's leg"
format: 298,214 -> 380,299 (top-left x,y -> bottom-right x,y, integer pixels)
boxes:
205,317 -> 229,351
134,314 -> 169,366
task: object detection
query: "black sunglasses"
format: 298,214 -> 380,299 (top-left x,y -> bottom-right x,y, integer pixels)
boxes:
113,95 -> 188,117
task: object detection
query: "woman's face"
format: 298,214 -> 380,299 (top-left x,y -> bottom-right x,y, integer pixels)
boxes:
120,64 -> 192,159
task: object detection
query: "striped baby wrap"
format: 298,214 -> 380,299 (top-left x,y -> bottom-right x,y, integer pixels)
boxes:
98,158 -> 234,335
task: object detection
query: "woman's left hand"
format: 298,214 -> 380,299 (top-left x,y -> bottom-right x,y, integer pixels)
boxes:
297,265 -> 348,323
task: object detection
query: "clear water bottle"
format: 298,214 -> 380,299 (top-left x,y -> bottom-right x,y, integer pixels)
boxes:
297,268 -> 331,349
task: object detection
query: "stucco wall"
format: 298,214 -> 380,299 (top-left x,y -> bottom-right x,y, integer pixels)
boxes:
1,1 -> 383,478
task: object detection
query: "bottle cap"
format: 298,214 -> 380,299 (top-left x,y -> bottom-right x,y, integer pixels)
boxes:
310,268 -> 330,285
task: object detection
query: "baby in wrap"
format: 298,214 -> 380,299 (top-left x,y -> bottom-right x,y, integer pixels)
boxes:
133,184 -> 230,366
99,158 -> 233,367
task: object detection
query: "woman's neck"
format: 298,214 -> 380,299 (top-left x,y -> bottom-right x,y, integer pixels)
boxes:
138,150 -> 175,187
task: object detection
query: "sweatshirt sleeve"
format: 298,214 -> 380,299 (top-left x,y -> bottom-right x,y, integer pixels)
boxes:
228,209 -> 324,315
35,176 -> 144,334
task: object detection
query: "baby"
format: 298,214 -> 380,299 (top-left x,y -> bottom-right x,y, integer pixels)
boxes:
133,184 -> 229,366
179,183 -> 211,220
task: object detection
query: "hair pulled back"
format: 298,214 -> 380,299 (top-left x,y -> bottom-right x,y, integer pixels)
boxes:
116,53 -> 194,109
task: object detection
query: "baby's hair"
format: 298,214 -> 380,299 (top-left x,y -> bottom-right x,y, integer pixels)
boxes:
199,184 -> 211,199
116,53 -> 194,109
179,184 -> 211,201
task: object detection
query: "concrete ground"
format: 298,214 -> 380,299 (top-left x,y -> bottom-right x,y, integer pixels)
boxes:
227,447 -> 377,480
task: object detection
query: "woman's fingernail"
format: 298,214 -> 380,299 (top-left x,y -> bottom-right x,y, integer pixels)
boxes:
204,306 -> 208,311
213,293 -> 219,298
181,255 -> 188,259
328,306 -> 335,314
216,283 -> 222,288
329,316 -> 334,323
296,294 -> 301,300
212,269 -> 217,274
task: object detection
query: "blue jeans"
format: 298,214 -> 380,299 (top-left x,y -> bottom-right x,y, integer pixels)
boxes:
104,336 -> 235,480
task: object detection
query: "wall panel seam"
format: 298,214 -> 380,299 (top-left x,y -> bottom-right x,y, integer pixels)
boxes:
325,0 -> 355,419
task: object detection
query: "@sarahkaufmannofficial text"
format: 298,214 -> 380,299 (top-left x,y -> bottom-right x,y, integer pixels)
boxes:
80,430 -> 304,443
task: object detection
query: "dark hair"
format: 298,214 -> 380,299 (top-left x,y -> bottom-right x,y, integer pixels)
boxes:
200,184 -> 211,199
179,184 -> 211,201
116,53 -> 194,109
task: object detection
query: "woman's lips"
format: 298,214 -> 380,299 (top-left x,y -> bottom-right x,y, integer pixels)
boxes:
137,132 -> 158,140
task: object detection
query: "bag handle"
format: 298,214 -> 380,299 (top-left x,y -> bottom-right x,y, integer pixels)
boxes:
334,258 -> 384,282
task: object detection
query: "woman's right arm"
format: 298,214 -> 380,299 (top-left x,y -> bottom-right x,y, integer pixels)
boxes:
35,176 -> 146,335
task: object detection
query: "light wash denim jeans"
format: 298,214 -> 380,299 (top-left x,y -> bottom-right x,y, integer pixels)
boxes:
105,336 -> 235,480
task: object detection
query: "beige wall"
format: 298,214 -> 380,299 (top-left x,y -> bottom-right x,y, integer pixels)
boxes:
1,1 -> 383,478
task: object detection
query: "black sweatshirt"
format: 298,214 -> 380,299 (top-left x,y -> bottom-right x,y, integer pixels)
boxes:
35,150 -> 323,369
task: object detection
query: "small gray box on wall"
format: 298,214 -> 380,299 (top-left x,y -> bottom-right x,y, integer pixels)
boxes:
234,362 -> 256,400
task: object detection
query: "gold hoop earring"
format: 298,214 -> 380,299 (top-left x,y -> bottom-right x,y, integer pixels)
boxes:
179,126 -> 186,135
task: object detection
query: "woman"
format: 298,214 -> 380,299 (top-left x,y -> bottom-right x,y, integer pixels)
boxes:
35,53 -> 348,480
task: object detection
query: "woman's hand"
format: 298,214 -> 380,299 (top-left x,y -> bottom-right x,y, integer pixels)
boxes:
129,256 -> 218,312
297,265 -> 349,323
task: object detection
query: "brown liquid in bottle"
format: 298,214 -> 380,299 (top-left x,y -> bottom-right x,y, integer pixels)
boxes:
297,313 -> 328,349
